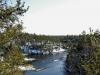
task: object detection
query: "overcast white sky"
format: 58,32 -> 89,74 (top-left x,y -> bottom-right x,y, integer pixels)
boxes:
22,0 -> 100,35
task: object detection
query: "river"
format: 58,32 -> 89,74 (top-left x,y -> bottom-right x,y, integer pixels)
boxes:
23,51 -> 68,75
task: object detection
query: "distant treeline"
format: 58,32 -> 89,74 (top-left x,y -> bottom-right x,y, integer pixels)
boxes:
16,32 -> 80,47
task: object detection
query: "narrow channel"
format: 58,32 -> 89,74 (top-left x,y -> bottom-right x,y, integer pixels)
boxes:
23,51 -> 68,75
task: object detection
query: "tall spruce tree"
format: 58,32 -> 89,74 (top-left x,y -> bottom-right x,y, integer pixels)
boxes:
65,29 -> 100,75
0,0 -> 28,75
81,30 -> 100,75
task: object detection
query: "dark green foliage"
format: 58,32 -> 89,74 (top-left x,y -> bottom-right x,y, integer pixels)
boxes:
66,29 -> 100,75
81,32 -> 100,75
5,44 -> 24,65
0,0 -> 28,75
0,44 -> 24,75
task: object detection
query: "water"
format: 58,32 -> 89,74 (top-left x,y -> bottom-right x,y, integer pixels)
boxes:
23,52 -> 68,75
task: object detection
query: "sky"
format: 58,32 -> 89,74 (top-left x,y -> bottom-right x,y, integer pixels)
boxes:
21,0 -> 100,35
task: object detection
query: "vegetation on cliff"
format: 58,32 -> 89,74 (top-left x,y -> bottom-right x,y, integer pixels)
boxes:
65,28 -> 100,75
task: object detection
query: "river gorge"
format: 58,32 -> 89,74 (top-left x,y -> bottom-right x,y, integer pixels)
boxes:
23,51 -> 69,75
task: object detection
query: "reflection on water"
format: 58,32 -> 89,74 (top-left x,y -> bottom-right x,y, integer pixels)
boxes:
23,52 -> 69,75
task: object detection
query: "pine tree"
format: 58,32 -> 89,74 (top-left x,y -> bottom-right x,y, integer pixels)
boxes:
0,0 -> 28,74
81,30 -> 100,75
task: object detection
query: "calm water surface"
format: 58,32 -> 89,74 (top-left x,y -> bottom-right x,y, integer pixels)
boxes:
24,52 -> 68,75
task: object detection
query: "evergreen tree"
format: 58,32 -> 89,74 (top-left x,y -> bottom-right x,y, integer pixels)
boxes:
0,0 -> 28,74
81,30 -> 100,75
65,29 -> 100,75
